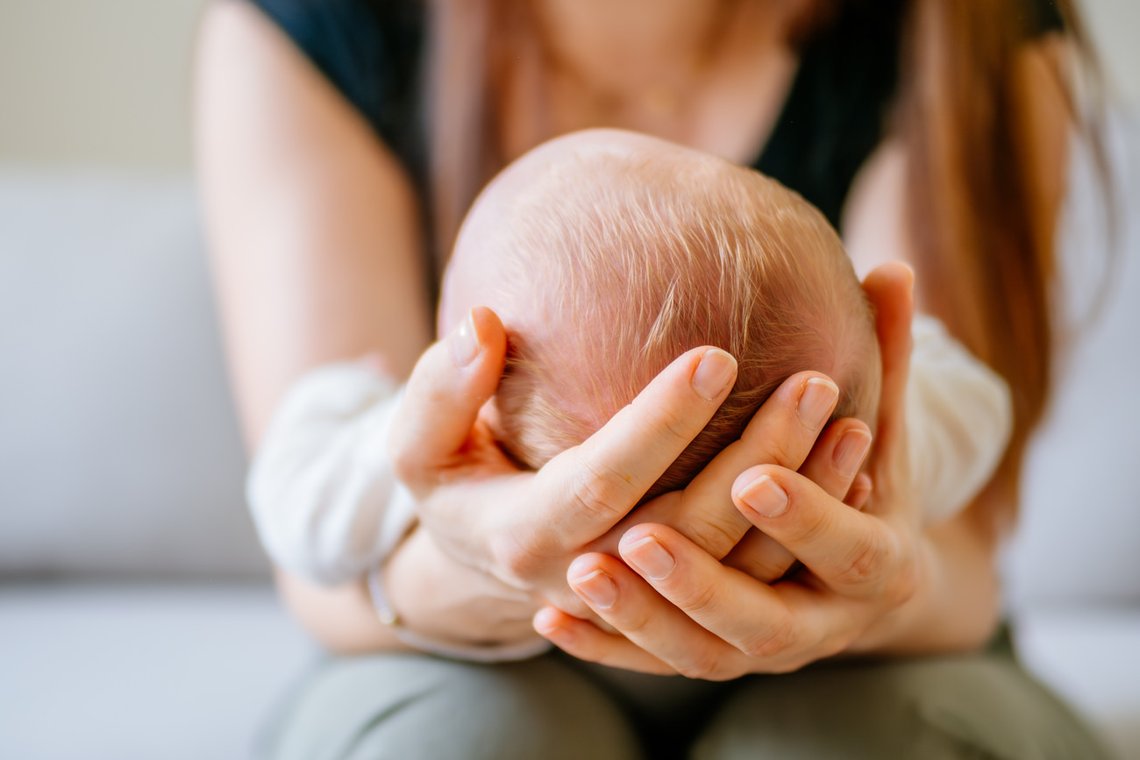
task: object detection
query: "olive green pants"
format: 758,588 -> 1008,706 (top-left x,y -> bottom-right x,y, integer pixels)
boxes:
258,634 -> 1109,759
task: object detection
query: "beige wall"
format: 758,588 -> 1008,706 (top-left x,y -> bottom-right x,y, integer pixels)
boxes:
0,0 -> 206,170
1083,0 -> 1140,107
0,0 -> 1136,171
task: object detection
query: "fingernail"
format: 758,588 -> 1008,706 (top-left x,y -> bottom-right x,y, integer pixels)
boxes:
798,377 -> 838,430
692,348 -> 737,401
572,570 -> 618,610
624,536 -> 675,581
833,429 -> 872,479
736,474 -> 789,518
449,310 -> 480,367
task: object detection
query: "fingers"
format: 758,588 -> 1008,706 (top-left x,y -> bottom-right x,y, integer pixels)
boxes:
731,466 -> 915,603
798,417 -> 873,504
846,473 -> 873,509
533,347 -> 737,552
617,527 -> 802,663
722,530 -> 796,582
860,263 -> 916,521
723,418 -> 872,582
561,552 -> 746,680
862,263 -> 915,445
626,371 -> 841,561
389,307 -> 507,487
614,525 -> 855,673
533,607 -> 676,676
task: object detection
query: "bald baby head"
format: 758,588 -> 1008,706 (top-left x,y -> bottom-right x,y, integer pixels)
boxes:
441,129 -> 880,501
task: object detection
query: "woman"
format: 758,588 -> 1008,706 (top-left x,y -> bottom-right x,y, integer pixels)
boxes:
195,0 -> 1110,757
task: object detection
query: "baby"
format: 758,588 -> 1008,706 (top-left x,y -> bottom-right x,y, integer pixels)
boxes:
248,129 -> 1009,610
441,129 -> 879,502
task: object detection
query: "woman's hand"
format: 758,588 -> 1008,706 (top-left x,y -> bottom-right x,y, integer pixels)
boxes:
388,306 -> 746,616
533,263 -> 932,677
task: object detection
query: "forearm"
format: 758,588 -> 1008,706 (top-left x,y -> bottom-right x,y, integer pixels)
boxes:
385,527 -> 545,651
279,525 -> 544,656
855,501 -> 1002,655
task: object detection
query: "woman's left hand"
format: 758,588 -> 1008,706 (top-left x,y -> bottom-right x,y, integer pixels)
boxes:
534,263 -> 928,678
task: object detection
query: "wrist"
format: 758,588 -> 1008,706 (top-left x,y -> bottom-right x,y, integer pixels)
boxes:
384,526 -> 548,656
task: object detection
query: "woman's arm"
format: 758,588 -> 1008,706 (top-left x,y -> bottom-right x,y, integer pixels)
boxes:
195,1 -> 454,645
194,0 -> 432,446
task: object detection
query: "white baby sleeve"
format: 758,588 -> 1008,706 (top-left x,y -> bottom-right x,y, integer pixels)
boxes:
246,361 -> 417,585
906,315 -> 1014,522
247,360 -> 552,661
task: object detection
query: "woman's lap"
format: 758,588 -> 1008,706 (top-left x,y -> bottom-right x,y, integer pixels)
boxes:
694,652 -> 1110,759
257,652 -> 642,760
259,646 -> 1108,760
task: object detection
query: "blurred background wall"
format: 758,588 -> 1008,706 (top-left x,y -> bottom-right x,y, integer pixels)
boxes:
0,0 -> 1137,171
0,0 -> 206,170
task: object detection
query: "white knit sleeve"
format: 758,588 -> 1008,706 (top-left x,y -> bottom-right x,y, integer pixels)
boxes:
246,360 -> 552,661
246,361 -> 417,585
906,315 -> 1014,522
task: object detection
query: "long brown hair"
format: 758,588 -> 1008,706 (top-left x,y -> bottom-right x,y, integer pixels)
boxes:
426,0 -> 1104,522
896,0 -> 1104,520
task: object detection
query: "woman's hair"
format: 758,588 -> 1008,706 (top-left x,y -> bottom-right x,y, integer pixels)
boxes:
426,0 -> 1105,522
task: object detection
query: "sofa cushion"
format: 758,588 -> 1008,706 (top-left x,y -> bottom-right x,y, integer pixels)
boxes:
0,171 -> 261,580
0,583 -> 313,760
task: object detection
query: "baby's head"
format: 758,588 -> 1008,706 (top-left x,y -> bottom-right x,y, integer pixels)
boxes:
441,129 -> 880,501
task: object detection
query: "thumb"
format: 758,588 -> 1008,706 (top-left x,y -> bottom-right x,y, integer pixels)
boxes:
389,306 -> 507,485
862,262 -> 914,446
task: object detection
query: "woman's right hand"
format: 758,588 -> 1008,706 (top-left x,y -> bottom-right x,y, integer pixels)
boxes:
388,306 -> 744,615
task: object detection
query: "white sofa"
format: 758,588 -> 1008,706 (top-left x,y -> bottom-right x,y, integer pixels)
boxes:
1,116 -> 1138,759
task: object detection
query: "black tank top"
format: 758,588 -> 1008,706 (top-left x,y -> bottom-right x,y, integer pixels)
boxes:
249,0 -> 1062,232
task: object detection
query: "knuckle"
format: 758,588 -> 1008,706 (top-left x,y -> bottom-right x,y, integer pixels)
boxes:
490,534 -> 545,585
758,435 -> 800,468
673,578 -> 721,619
837,532 -> 887,589
682,513 -> 747,559
884,539 -> 921,606
616,607 -> 654,639
783,497 -> 830,545
657,408 -> 698,446
389,445 -> 419,485
570,458 -> 630,525
676,649 -> 720,681
741,616 -> 795,659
